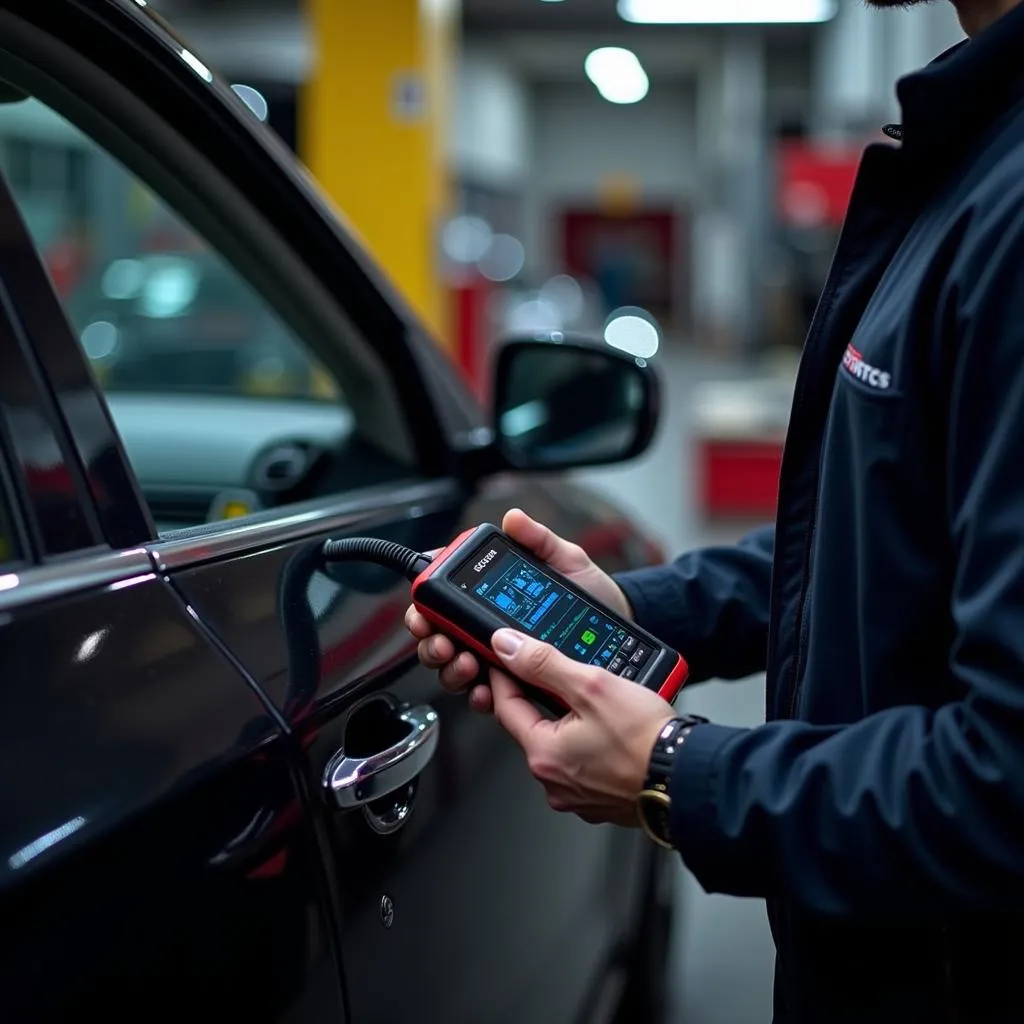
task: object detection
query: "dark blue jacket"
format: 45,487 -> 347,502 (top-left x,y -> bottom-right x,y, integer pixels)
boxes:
616,11 -> 1024,1023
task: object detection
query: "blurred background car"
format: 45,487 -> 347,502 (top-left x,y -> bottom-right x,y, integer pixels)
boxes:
67,249 -> 335,400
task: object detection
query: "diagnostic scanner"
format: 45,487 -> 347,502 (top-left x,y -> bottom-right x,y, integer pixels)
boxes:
408,524 -> 688,713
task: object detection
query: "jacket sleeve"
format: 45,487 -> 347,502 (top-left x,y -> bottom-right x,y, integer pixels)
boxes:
614,524 -> 773,684
668,212 -> 1024,920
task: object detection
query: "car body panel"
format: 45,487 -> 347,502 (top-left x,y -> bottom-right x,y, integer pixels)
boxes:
162,479 -> 652,1024
0,562 -> 346,1023
0,2 -> 670,1022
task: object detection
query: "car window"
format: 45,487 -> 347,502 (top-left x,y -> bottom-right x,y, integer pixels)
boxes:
0,94 -> 414,535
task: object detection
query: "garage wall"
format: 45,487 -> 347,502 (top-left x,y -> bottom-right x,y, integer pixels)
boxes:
812,1 -> 965,136
451,49 -> 530,189
522,80 -> 700,291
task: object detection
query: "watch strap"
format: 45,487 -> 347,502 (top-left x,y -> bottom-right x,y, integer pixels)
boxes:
644,714 -> 708,790
638,714 -> 708,848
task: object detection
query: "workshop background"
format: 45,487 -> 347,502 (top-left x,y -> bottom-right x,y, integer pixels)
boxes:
2,0 -> 966,1018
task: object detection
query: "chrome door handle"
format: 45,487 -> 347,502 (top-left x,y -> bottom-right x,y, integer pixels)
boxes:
323,703 -> 440,809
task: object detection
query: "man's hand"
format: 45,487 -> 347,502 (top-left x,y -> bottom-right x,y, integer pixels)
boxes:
405,508 -> 633,713
487,627 -> 677,827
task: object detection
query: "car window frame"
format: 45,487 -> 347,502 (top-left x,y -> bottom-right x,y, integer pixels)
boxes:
0,141 -> 157,550
0,9 -> 458,550
0,266 -> 158,613
0,216 -> 114,559
0,406 -> 31,571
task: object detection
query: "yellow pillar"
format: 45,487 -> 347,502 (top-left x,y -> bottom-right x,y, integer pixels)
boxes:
302,0 -> 458,344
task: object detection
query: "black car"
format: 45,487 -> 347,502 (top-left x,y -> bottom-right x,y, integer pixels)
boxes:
0,3 -> 677,1022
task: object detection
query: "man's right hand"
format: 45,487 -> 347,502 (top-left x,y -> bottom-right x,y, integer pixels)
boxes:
404,507 -> 633,713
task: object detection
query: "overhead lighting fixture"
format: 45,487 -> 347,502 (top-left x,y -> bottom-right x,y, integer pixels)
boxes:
584,47 -> 649,105
618,0 -> 836,23
604,307 -> 661,359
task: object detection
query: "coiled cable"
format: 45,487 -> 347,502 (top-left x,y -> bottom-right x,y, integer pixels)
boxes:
321,537 -> 433,580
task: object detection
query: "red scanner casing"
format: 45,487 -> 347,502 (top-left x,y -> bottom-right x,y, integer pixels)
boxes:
411,524 -> 688,713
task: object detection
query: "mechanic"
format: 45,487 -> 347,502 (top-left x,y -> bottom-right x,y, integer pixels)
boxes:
406,1 -> 1024,1020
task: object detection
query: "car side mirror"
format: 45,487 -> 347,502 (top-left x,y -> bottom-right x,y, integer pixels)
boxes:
489,333 -> 661,472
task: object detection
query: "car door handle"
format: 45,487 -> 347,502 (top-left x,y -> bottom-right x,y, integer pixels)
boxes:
323,702 -> 440,809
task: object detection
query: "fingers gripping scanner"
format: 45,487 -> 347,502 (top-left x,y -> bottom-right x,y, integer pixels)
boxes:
322,523 -> 689,714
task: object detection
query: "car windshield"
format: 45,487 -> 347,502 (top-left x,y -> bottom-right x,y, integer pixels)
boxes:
64,250 -> 339,403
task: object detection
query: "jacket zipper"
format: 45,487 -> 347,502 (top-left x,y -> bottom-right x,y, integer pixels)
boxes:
775,249 -> 854,722
777,156 -> 898,720
784,237 -> 862,720
787,510 -> 818,719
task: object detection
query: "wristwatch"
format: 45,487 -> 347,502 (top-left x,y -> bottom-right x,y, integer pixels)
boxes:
636,715 -> 709,849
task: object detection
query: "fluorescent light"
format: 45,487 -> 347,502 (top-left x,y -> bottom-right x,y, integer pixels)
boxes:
584,47 -> 649,105
618,0 -> 836,23
605,308 -> 660,358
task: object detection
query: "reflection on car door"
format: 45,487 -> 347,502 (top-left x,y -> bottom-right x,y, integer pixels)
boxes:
161,489 -> 646,1024
0,192 -> 346,1023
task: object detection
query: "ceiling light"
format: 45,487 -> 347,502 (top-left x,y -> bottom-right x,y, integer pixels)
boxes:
604,308 -> 660,359
584,47 -> 649,105
618,0 -> 836,23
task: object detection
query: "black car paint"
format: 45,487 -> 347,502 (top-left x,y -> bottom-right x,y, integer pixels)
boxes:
0,2 -> 671,1021
160,486 -> 654,1024
0,565 -> 346,1023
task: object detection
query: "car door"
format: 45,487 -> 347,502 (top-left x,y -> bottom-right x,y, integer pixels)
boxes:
0,8 -> 655,1023
0,175 -> 346,1023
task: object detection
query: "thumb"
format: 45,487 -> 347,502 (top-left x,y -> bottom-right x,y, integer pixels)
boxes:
501,508 -> 591,576
490,628 -> 595,710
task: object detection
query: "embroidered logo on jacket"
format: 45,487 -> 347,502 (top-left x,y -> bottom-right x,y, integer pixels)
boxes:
842,343 -> 891,391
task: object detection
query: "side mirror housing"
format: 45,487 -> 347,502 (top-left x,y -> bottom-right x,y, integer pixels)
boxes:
480,332 -> 661,474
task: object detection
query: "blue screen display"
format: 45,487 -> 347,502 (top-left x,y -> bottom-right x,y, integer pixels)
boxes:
451,539 -> 633,668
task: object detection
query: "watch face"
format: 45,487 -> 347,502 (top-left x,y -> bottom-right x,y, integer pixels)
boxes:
638,789 -> 673,849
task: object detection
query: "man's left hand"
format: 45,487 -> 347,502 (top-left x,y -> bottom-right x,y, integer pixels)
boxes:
488,628 -> 678,827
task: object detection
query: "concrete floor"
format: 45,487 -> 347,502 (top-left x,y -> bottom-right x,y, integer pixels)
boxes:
577,343 -> 777,1024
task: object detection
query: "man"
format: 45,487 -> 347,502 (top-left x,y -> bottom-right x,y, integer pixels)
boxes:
406,1 -> 1024,1019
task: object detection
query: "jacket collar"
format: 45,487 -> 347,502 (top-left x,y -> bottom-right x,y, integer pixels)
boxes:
889,2 -> 1024,167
